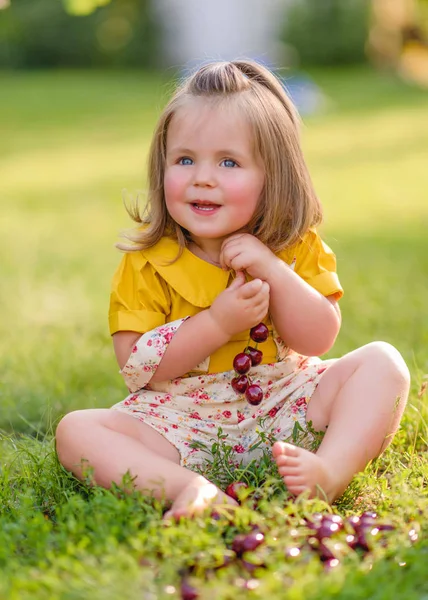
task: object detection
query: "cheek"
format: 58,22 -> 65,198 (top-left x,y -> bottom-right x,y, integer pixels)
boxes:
227,175 -> 264,210
164,172 -> 180,203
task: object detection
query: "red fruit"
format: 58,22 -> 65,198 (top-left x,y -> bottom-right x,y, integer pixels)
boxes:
250,323 -> 269,343
321,514 -> 343,529
318,541 -> 336,561
231,375 -> 249,394
245,384 -> 263,405
315,522 -> 341,540
246,346 -> 263,366
225,481 -> 248,502
361,511 -> 377,520
233,352 -> 252,374
348,515 -> 361,531
324,558 -> 340,571
180,579 -> 199,600
306,513 -> 323,529
232,532 -> 265,556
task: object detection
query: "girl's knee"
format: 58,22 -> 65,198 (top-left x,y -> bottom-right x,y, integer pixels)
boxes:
55,409 -> 97,463
362,341 -> 410,386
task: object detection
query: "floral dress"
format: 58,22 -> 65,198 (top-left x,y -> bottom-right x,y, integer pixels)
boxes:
109,230 -> 343,468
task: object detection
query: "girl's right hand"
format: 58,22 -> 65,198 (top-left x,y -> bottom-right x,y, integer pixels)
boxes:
209,271 -> 270,338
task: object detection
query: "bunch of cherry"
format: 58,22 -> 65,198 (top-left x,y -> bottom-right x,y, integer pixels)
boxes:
231,322 -> 269,406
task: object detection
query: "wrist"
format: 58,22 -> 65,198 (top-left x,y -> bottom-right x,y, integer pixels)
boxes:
206,308 -> 234,343
264,255 -> 289,285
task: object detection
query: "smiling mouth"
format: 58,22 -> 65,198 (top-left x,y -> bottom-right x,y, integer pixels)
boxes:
191,202 -> 220,211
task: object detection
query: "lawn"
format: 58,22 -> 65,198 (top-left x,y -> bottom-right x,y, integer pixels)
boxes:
0,67 -> 427,599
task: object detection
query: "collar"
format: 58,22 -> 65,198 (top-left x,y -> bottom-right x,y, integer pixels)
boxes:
142,237 -> 231,308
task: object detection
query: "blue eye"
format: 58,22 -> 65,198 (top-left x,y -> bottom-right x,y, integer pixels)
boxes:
179,157 -> 193,166
221,159 -> 238,168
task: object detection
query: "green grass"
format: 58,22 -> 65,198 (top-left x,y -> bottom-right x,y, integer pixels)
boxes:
0,66 -> 427,598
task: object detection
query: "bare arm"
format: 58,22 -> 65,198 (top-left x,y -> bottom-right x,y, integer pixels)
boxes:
220,233 -> 342,358
267,258 -> 341,356
113,271 -> 270,383
113,309 -> 229,381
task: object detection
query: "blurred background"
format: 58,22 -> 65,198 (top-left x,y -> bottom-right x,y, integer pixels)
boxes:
0,0 -> 427,434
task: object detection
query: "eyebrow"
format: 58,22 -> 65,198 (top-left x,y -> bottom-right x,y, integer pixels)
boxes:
167,147 -> 247,159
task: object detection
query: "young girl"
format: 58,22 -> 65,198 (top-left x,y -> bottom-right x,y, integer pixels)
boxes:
55,60 -> 410,517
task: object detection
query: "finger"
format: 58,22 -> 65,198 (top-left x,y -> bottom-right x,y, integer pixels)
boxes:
239,278 -> 263,299
228,270 -> 246,289
220,235 -> 250,269
221,233 -> 247,249
223,250 -> 247,273
250,282 -> 270,302
251,295 -> 270,312
220,246 -> 241,271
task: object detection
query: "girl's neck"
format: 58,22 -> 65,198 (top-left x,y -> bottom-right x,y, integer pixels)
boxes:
187,238 -> 222,267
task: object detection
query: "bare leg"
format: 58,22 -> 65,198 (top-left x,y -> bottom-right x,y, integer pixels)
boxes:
55,409 -> 236,516
272,342 -> 410,502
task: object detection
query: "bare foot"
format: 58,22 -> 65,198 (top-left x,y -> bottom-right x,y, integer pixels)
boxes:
164,475 -> 238,520
272,442 -> 340,503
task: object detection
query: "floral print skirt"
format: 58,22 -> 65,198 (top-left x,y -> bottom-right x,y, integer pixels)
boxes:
112,320 -> 333,468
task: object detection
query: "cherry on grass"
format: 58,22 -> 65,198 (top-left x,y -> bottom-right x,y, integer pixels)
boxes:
225,481 -> 249,502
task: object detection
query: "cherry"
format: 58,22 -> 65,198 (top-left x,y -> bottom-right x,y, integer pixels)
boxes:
250,323 -> 269,343
306,513 -> 323,529
321,514 -> 343,529
324,558 -> 340,571
376,523 -> 395,532
231,375 -> 249,393
225,481 -> 248,502
232,532 -> 265,556
314,522 -> 341,540
233,353 -> 252,374
317,541 -> 336,561
348,515 -> 361,531
246,346 -> 263,366
360,511 -> 377,520
180,579 -> 199,600
245,384 -> 263,405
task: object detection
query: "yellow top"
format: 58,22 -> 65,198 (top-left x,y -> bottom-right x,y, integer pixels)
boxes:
109,229 -> 343,374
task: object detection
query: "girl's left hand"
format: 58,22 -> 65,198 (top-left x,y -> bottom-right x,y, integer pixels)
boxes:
220,233 -> 280,281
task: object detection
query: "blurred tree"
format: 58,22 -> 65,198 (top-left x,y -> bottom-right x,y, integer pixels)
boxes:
0,0 -> 160,68
282,0 -> 370,67
368,0 -> 428,86
63,0 -> 111,16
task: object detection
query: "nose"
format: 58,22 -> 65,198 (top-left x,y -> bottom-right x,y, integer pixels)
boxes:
193,162 -> 216,187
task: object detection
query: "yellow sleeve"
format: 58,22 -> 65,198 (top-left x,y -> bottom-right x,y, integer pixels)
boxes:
108,251 -> 171,335
293,230 -> 343,300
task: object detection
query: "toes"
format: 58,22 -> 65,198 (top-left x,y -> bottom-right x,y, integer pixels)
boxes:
285,484 -> 307,497
275,455 -> 300,467
272,441 -> 299,459
278,464 -> 300,478
272,441 -> 284,458
282,442 -> 299,457
282,474 -> 305,487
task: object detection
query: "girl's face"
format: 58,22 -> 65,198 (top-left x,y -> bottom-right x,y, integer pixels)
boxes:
164,97 -> 265,251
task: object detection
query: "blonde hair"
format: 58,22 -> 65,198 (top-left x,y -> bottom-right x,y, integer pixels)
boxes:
118,60 -> 323,254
